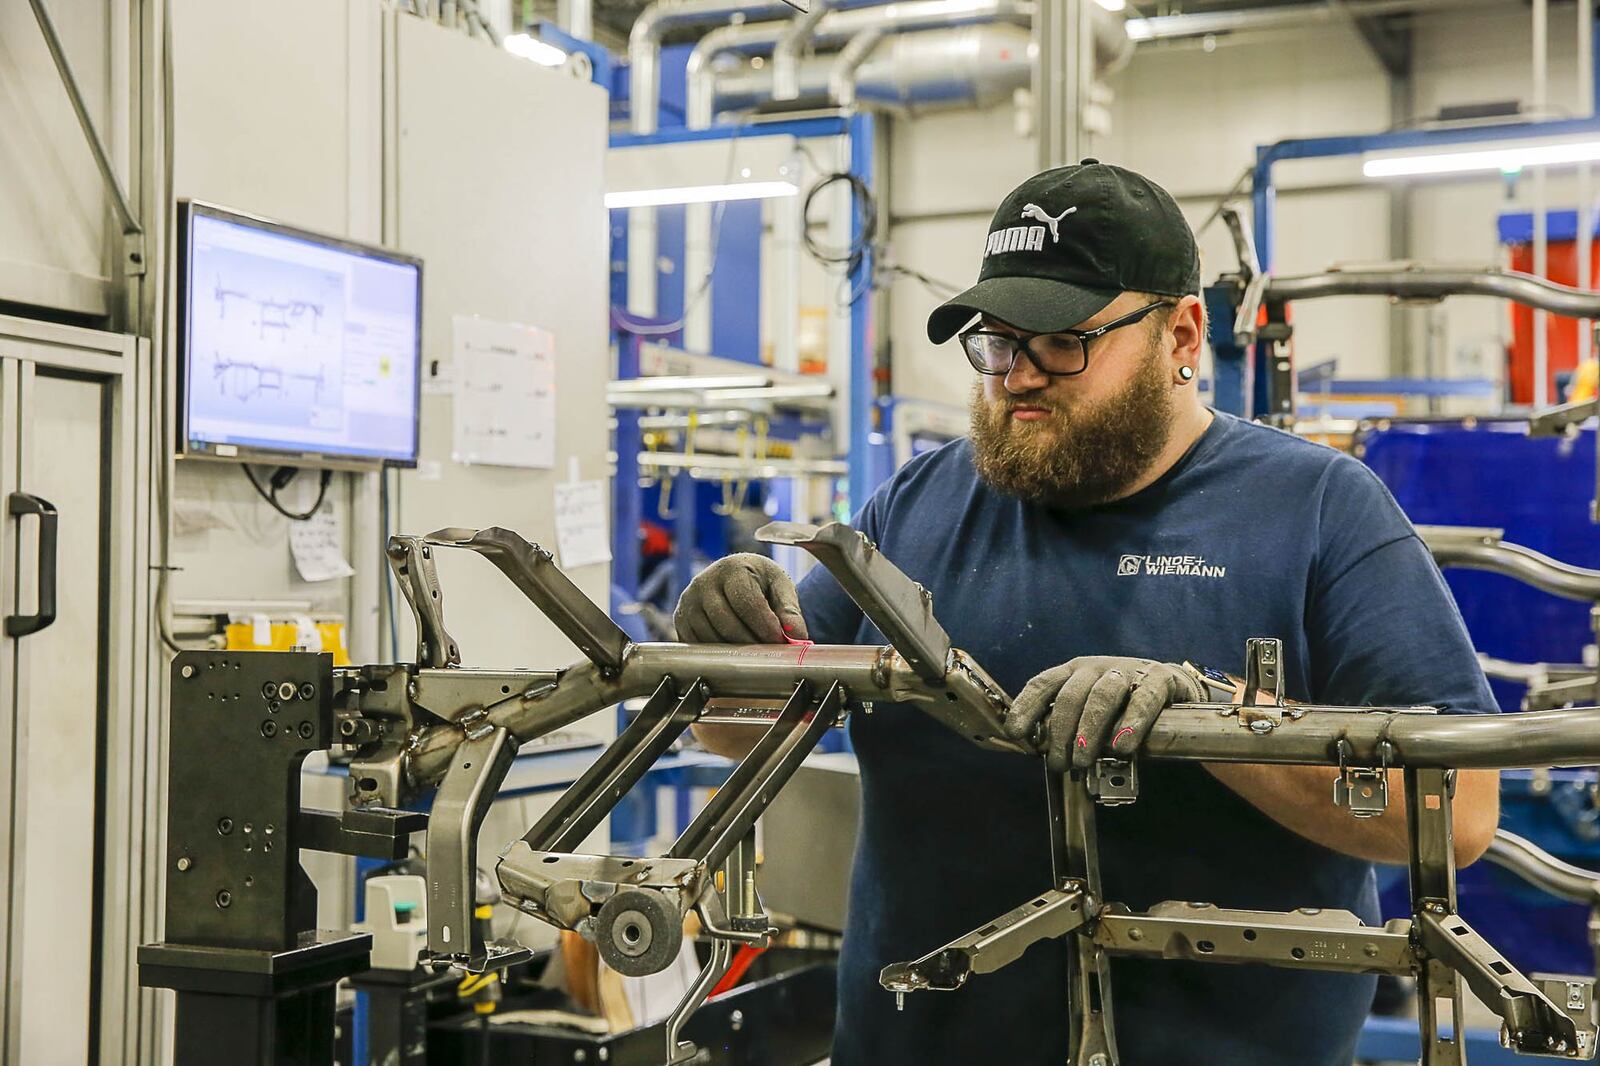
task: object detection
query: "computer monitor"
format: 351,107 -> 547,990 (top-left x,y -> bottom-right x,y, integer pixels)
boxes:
177,201 -> 422,469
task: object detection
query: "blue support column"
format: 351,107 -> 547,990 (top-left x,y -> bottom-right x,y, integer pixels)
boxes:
847,111 -> 877,513
613,332 -> 644,606
1204,286 -> 1250,416
1252,146 -> 1276,274
670,469 -> 697,603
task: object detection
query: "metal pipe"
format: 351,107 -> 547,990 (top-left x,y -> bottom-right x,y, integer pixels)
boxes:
26,0 -> 141,237
718,24 -> 1036,112
1579,0 -> 1595,370
559,0 -> 593,39
829,27 -> 887,105
631,0 -> 797,133
684,0 -> 1041,128
1260,267 -> 1600,321
1144,703 -> 1600,770
1125,0 -> 1500,42
1534,0 -> 1551,406
1486,830 -> 1600,904
1423,536 -> 1600,602
775,0 -> 832,100
406,644 -> 925,783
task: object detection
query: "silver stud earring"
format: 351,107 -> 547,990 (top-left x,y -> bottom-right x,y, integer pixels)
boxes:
1178,365 -> 1195,382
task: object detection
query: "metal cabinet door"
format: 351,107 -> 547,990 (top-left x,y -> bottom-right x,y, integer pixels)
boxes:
0,357 -> 112,1066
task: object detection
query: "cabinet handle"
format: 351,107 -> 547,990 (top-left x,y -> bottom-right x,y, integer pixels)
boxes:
6,492 -> 58,638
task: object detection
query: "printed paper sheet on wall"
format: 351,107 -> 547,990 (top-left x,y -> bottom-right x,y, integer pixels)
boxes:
451,315 -> 556,468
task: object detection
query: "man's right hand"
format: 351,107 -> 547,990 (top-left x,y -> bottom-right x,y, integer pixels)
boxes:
673,554 -> 810,645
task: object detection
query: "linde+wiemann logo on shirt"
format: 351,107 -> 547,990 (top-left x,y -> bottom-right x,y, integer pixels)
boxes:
1117,553 -> 1227,579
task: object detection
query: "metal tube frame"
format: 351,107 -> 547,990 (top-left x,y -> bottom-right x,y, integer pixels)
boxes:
340,519 -> 1600,1061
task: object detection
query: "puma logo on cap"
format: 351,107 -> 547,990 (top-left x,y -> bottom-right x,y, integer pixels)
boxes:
1020,203 -> 1077,243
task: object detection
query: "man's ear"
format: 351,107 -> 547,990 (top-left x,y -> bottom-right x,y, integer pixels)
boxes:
1168,295 -> 1206,365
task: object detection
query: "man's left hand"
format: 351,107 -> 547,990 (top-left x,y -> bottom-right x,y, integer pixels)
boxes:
1004,656 -> 1205,773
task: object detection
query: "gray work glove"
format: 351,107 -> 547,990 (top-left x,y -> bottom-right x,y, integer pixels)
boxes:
1004,656 -> 1205,773
673,554 -> 810,645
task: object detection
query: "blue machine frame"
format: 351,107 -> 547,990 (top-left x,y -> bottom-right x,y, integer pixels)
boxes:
1213,76 -> 1600,420
609,113 -> 881,608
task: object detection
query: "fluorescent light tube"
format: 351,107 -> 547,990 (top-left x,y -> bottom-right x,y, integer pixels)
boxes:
604,181 -> 800,209
1364,139 -> 1600,178
504,32 -> 567,67
609,375 -> 772,393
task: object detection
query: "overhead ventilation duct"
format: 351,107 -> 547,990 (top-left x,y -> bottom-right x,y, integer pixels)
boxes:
713,23 -> 1040,114
630,0 -> 799,133
684,0 -> 1131,128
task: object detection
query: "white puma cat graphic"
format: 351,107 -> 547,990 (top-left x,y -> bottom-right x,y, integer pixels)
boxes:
1020,203 -> 1077,243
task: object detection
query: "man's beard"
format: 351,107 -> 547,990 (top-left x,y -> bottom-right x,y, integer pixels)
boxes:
968,340 -> 1176,510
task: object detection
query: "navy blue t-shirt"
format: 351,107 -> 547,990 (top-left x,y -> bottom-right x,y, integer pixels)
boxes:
797,412 -> 1495,1066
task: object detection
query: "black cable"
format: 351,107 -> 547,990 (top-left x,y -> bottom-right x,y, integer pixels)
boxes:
802,171 -> 877,275
380,467 -> 400,662
241,464 -> 333,521
802,170 -> 964,305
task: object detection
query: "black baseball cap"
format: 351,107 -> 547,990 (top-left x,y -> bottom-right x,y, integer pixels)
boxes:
926,160 -> 1202,344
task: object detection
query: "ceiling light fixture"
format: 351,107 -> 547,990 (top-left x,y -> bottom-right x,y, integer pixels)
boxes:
604,181 -> 800,209
1364,139 -> 1600,178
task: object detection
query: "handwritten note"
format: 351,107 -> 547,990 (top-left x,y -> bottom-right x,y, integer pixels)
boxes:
554,479 -> 611,570
289,502 -> 355,583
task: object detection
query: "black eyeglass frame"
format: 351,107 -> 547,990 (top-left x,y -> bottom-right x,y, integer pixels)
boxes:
958,300 -> 1176,378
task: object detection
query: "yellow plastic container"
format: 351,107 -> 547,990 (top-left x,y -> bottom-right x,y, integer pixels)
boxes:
222,620 -> 351,666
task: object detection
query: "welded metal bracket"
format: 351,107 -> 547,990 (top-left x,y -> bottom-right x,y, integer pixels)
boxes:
880,885 -> 1092,999
757,521 -> 950,681
421,726 -> 521,972
1087,758 -> 1138,806
1334,737 -> 1391,818
386,535 -> 460,668
1529,399 -> 1599,438
1419,909 -> 1590,1056
425,526 -> 630,675
496,681 -> 841,979
1243,637 -> 1283,707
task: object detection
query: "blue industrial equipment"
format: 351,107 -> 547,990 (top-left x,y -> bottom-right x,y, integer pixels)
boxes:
1359,418 -> 1600,712
1362,418 -> 1600,985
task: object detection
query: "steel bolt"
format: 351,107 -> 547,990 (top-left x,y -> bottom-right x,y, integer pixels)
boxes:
261,720 -> 277,738
277,682 -> 297,701
1128,928 -> 1144,941
730,1009 -> 745,1032
574,1051 -> 587,1063
176,856 -> 192,872
261,682 -> 277,699
181,665 -> 195,679
1089,1055 -> 1109,1066
1364,944 -> 1379,958
218,817 -> 233,834
216,890 -> 232,908
297,721 -> 315,739
1249,719 -> 1273,735
299,683 -> 315,701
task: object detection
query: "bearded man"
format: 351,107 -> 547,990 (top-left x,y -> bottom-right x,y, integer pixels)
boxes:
675,161 -> 1501,1066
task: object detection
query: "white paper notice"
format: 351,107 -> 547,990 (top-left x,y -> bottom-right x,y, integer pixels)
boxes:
289,503 -> 356,583
451,315 -> 556,468
554,479 -> 612,569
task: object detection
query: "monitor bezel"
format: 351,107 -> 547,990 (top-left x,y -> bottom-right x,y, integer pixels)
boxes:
175,199 -> 424,472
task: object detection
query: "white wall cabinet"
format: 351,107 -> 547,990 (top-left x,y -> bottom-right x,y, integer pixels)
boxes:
0,317 -> 146,1066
